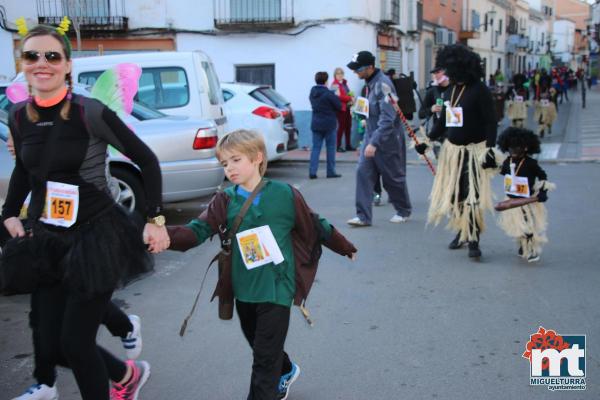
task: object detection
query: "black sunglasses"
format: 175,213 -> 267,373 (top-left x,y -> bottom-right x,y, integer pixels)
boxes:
21,50 -> 64,65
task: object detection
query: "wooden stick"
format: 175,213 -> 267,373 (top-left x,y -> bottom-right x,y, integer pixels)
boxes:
494,196 -> 539,212
386,93 -> 437,176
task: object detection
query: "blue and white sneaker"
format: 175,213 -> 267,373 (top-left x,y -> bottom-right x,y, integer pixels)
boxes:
277,362 -> 300,400
11,384 -> 58,400
121,315 -> 142,360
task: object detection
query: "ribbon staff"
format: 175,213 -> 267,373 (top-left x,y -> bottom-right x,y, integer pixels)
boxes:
381,83 -> 436,175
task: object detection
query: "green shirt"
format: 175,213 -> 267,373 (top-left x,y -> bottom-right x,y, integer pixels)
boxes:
187,179 -> 313,307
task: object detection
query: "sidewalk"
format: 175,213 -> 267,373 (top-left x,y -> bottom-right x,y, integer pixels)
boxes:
578,84 -> 600,160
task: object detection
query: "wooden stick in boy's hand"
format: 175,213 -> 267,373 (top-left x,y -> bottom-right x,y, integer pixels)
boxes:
380,83 -> 436,175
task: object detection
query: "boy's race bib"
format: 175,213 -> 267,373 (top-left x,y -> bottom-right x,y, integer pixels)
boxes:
236,225 -> 284,270
515,95 -> 524,102
504,175 -> 530,198
353,96 -> 369,118
541,99 -> 550,107
445,106 -> 463,127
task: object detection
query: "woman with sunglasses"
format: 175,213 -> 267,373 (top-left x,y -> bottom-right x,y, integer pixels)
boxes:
3,24 -> 169,400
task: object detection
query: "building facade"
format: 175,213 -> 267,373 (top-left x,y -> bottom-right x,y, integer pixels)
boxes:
419,0 -> 463,89
461,0 -> 510,80
1,0 -> 426,145
505,0 -> 531,76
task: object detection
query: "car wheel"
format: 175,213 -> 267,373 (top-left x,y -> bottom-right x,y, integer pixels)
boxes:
110,167 -> 146,215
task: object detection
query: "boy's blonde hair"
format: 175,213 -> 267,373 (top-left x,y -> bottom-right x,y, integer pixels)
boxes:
216,129 -> 268,176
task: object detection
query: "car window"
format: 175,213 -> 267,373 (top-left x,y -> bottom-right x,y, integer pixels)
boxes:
0,94 -> 9,113
222,89 -> 234,102
201,61 -> 224,106
137,67 -> 190,109
257,87 -> 290,108
249,89 -> 276,107
78,71 -> 103,86
131,102 -> 166,121
79,67 -> 190,110
0,120 -> 8,141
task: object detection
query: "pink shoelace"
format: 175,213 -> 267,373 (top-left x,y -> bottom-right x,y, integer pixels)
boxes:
109,360 -> 138,400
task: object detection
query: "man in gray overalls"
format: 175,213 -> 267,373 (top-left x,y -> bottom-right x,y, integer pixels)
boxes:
346,51 -> 412,226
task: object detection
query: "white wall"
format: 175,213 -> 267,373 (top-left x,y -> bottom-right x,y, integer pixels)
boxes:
553,19 -> 576,62
0,0 -> 37,80
526,17 -> 548,69
528,0 -> 543,12
593,2 -> 600,26
0,31 -> 16,81
125,0 -> 168,29
177,22 -> 377,112
126,0 -> 382,31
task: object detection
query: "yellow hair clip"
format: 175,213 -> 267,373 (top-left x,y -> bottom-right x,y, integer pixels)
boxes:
15,17 -> 28,37
56,16 -> 71,36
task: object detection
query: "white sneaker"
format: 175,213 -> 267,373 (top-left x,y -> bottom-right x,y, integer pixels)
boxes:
347,217 -> 370,227
11,384 -> 58,400
122,315 -> 142,360
389,214 -> 409,223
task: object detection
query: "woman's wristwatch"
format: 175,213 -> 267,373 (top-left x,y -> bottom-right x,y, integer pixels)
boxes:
147,215 -> 166,227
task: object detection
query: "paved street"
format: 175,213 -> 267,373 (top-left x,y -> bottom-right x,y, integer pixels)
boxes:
2,146 -> 599,399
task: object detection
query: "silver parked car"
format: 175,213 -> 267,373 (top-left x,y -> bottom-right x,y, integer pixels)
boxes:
0,111 -> 12,210
0,84 -> 224,214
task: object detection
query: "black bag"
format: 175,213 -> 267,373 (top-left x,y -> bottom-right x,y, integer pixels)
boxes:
0,233 -> 63,295
0,114 -> 64,295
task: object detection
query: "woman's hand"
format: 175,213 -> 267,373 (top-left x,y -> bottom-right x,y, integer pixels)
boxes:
6,132 -> 15,159
143,223 -> 170,254
4,217 -> 25,238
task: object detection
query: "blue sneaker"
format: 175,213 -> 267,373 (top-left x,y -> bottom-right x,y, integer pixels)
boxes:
278,362 -> 300,400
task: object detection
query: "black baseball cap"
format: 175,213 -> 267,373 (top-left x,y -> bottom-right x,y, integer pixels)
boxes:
347,51 -> 376,70
430,66 -> 444,73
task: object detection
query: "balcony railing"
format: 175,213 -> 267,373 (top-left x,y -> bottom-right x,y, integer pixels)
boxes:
214,0 -> 294,30
36,0 -> 128,32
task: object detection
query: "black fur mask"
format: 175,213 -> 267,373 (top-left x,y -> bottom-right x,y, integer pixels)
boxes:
435,44 -> 483,84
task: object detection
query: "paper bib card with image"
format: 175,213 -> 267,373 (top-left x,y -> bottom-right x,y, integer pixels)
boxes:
236,226 -> 284,270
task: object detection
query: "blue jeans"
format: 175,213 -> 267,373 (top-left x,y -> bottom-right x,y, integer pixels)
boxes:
309,129 -> 337,177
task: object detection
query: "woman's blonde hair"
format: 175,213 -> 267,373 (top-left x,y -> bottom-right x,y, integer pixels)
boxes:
334,67 -> 344,77
216,129 -> 268,176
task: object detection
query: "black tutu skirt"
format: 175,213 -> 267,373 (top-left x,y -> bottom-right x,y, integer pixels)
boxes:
32,204 -> 154,297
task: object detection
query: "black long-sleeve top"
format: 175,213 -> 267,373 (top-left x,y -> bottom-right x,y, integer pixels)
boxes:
500,156 -> 547,198
429,81 -> 497,147
3,94 -> 162,227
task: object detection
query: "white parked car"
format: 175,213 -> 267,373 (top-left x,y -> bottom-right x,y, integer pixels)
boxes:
71,51 -> 229,138
221,82 -> 288,161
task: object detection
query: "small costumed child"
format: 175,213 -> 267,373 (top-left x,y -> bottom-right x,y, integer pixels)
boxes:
505,73 -> 529,128
496,127 -> 555,262
533,86 -> 557,138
